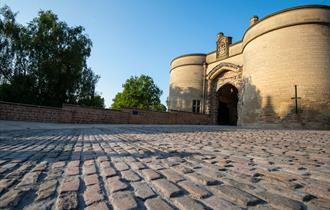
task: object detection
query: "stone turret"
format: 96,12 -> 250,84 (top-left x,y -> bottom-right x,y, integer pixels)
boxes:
250,16 -> 259,26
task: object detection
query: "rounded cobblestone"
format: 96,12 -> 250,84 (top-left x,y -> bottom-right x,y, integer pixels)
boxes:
0,123 -> 329,209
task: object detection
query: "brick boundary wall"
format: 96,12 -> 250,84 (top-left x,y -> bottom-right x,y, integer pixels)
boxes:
0,101 -> 210,125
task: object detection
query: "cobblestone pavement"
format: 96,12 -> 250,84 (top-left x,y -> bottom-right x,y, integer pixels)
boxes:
0,124 -> 329,210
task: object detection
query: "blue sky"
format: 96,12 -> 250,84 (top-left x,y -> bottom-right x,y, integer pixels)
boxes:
1,0 -> 329,107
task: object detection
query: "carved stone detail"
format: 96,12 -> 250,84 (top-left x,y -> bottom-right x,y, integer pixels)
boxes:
207,62 -> 242,80
206,64 -> 243,124
216,33 -> 232,60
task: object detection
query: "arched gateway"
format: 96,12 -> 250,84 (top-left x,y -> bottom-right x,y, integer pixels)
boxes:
217,84 -> 238,125
205,63 -> 242,125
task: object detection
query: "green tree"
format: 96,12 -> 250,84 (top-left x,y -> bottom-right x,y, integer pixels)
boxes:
0,5 -> 25,83
0,4 -> 104,107
77,67 -> 104,107
112,75 -> 166,111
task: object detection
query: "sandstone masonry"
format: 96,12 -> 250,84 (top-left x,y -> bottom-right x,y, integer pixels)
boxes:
168,5 -> 330,129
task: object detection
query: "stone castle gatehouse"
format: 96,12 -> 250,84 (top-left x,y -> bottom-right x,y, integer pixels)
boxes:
168,5 -> 330,129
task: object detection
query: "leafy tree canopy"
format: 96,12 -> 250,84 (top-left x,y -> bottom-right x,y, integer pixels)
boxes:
112,75 -> 166,111
0,4 -> 104,107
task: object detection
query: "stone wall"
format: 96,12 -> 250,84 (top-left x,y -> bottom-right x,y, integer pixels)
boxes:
0,101 -> 210,125
0,101 -> 70,123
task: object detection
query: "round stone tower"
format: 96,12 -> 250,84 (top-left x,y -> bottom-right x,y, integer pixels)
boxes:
168,54 -> 206,112
240,5 -> 330,128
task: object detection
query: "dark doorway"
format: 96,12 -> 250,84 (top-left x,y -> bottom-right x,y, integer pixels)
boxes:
217,84 -> 238,125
